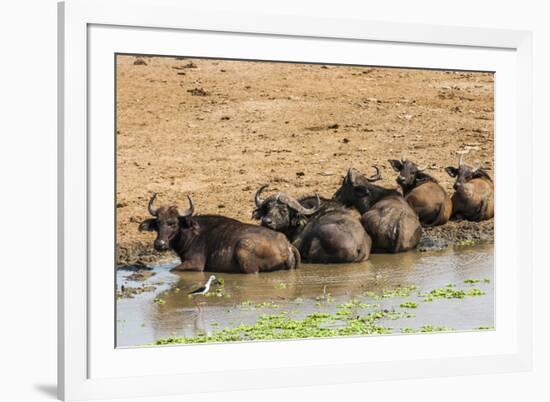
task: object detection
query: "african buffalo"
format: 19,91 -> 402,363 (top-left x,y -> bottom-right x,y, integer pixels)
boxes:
139,193 -> 300,273
388,158 -> 452,226
333,167 -> 422,253
252,186 -> 371,263
445,154 -> 494,221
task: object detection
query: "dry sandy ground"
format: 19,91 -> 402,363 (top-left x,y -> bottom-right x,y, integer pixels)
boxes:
116,55 -> 494,265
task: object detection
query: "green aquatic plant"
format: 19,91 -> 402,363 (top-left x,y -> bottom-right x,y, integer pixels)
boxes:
153,297 -> 166,305
364,285 -> 417,300
419,325 -> 452,332
464,278 -> 491,284
255,301 -> 279,309
399,302 -> 418,309
421,284 -> 485,301
152,308 -> 417,345
401,325 -> 452,333
274,282 -> 288,289
338,299 -> 376,309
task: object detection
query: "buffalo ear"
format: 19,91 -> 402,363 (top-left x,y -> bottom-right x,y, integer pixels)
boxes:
472,169 -> 492,181
139,218 -> 157,232
189,219 -> 200,235
445,166 -> 458,177
291,213 -> 308,228
388,159 -> 403,172
251,208 -> 262,220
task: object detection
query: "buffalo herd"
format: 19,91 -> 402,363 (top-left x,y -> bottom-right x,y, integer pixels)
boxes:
139,156 -> 493,273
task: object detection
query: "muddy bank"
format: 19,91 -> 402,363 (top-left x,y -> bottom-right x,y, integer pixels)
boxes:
117,218 -> 494,267
419,219 -> 494,251
117,241 -> 175,267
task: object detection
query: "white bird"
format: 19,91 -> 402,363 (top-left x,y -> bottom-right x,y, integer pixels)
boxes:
188,275 -> 217,296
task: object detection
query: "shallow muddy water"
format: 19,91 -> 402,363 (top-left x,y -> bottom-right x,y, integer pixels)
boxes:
116,244 -> 494,347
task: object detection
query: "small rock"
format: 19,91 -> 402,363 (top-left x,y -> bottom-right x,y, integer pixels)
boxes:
133,58 -> 147,65
127,269 -> 156,281
187,88 -> 209,96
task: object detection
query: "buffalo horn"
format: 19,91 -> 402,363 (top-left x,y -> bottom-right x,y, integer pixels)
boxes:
279,193 -> 321,216
177,195 -> 194,217
346,167 -> 356,184
416,163 -> 428,172
255,184 -> 268,207
178,195 -> 195,218
148,192 -> 159,216
458,153 -> 464,167
366,165 -> 382,182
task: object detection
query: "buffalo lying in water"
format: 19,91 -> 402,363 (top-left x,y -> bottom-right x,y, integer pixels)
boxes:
252,185 -> 371,263
388,158 -> 452,226
333,167 -> 422,253
445,154 -> 494,221
139,193 -> 300,273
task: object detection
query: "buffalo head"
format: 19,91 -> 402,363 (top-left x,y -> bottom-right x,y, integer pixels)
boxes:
138,193 -> 196,251
388,156 -> 428,190
252,185 -> 321,231
445,153 -> 492,195
332,166 -> 382,214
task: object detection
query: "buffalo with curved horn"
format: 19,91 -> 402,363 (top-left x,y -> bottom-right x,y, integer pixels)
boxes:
388,158 -> 452,226
333,166 -> 422,253
444,153 -> 494,221
139,193 -> 300,273
252,186 -> 371,263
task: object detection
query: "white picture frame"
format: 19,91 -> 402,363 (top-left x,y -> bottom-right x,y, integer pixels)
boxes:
58,0 -> 533,400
